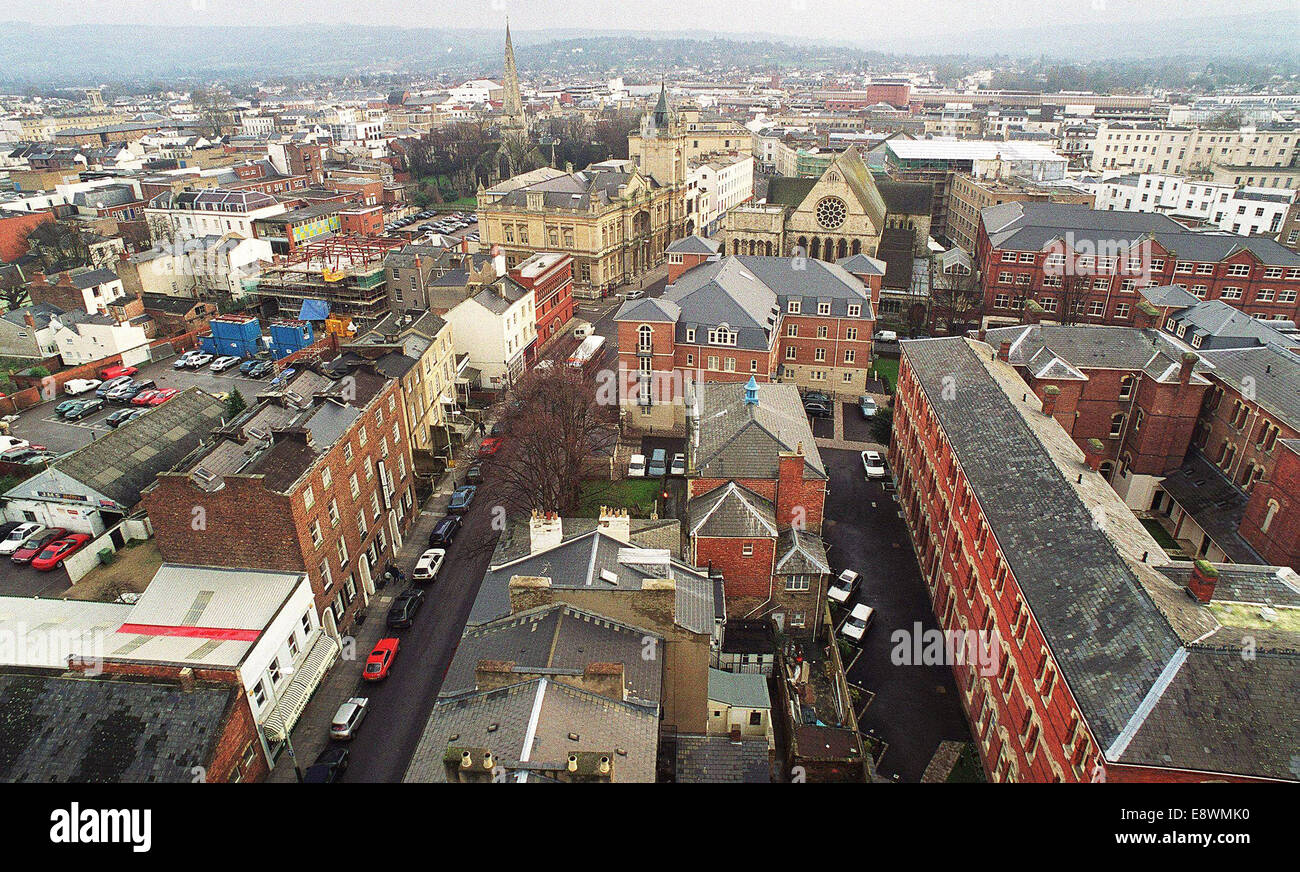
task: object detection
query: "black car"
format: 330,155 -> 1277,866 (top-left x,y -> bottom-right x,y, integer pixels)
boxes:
96,376 -> 133,398
244,360 -> 274,379
465,463 -> 483,484
386,587 -> 425,628
302,747 -> 349,783
803,401 -> 833,419
428,515 -> 462,547
801,390 -> 831,405
106,407 -> 143,428
106,378 -> 154,402
65,398 -> 104,420
0,521 -> 19,541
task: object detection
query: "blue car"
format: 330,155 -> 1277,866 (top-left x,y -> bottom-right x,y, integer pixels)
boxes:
448,485 -> 477,513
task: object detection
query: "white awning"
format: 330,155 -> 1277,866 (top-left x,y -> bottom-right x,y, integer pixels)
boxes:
260,632 -> 340,743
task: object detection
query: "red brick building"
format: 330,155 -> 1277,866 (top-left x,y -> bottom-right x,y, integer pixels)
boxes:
976,202 -> 1300,328
143,363 -> 418,636
891,335 -> 1298,782
616,255 -> 875,431
509,251 -> 574,346
685,378 -> 831,635
665,235 -> 721,282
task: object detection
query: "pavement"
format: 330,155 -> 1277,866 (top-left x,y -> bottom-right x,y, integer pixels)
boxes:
269,422 -> 500,783
818,447 -> 971,783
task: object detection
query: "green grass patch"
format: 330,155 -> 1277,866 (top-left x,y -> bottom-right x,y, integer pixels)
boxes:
1140,518 -> 1180,552
870,355 -> 899,393
946,743 -> 987,783
577,478 -> 661,517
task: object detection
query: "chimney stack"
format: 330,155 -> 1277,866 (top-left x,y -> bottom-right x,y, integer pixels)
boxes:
1084,438 -> 1105,472
998,340 -> 1011,362
529,509 -> 563,552
1186,559 -> 1219,604
508,574 -> 553,614
23,312 -> 36,329
1134,300 -> 1159,330
1179,351 -> 1197,385
1040,384 -> 1060,418
1022,299 -> 1044,326
597,505 -> 631,542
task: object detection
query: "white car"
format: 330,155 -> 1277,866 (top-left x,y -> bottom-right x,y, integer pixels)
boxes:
63,379 -> 102,396
0,522 -> 42,555
412,548 -> 446,582
840,602 -> 876,644
186,353 -> 214,369
670,453 -> 687,476
623,289 -> 644,300
828,569 -> 860,605
861,450 -> 886,479
628,453 -> 647,477
329,697 -> 369,740
210,355 -> 241,372
0,436 -> 30,452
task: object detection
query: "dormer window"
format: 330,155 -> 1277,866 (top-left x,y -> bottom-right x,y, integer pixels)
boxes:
787,300 -> 801,314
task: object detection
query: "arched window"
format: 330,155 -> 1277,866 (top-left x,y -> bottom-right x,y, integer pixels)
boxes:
1119,375 -> 1134,400
638,324 -> 653,353
837,238 -> 848,259
1109,413 -> 1125,438
809,238 -> 820,260
851,239 -> 862,256
1262,500 -> 1280,533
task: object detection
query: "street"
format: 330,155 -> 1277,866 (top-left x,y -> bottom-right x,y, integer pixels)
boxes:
819,447 -> 972,783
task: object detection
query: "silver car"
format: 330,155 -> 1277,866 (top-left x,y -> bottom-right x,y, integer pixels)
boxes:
330,697 -> 369,740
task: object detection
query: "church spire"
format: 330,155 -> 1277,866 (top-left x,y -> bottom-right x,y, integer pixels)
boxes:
501,19 -> 525,130
653,77 -> 671,129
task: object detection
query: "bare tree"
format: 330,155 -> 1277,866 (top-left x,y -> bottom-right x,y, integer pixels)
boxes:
0,266 -> 29,311
24,222 -> 91,273
929,265 -> 983,336
1054,271 -> 1093,327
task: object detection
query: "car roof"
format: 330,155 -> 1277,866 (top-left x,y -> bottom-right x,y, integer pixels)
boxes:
850,603 -> 873,617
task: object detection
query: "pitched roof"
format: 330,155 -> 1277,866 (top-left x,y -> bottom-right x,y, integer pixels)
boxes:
985,323 -> 1210,384
708,668 -> 771,709
695,380 -> 826,481
1197,344 -> 1300,428
675,734 -> 771,783
667,235 -> 721,256
688,481 -> 777,539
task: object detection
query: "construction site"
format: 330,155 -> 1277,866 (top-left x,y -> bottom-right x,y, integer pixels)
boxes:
242,235 -> 405,321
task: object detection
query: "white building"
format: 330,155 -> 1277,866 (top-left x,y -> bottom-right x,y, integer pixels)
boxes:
447,79 -> 502,105
124,233 -> 273,300
686,152 -> 754,236
443,273 -> 536,388
1090,122 -> 1300,175
50,310 -> 149,366
1095,172 -> 1296,236
144,188 -> 286,244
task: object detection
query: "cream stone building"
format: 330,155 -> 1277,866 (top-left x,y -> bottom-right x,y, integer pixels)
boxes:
628,84 -> 753,189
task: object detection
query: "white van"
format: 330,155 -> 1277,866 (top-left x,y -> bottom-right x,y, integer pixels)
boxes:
874,330 -> 898,343
627,453 -> 647,478
572,320 -> 593,339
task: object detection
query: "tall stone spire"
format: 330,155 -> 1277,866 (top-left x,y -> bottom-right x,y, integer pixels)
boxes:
653,77 -> 671,129
501,20 -> 525,130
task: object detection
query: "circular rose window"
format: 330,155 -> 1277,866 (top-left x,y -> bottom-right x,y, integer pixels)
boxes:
816,196 -> 847,230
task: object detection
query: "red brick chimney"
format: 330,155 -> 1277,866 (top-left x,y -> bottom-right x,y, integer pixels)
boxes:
1022,299 -> 1044,325
30,273 -> 47,287
776,443 -> 806,530
1179,351 -> 1197,385
977,326 -> 987,343
1084,438 -> 1105,472
22,312 -> 35,329
1041,384 -> 1060,418
1134,300 -> 1159,330
1186,560 -> 1219,604
998,340 -> 1011,362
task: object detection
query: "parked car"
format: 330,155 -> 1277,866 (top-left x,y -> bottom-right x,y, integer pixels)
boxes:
65,398 -> 104,420
244,360 -> 274,379
647,448 -> 667,477
828,569 -> 860,605
622,289 -> 644,299
54,399 -> 83,417
0,522 -> 19,542
477,437 -> 503,457
448,485 -> 477,513
63,378 -> 101,396
130,390 -> 161,406
173,351 -> 202,369
859,396 -> 878,418
670,452 -> 687,476
861,450 -> 886,479
148,388 -> 181,406
11,527 -> 66,564
99,364 -> 137,380
465,463 -> 483,484
804,401 -> 833,419
386,587 -> 425,628
362,638 -> 400,681
0,447 -> 37,463
106,407 -> 142,428
412,548 -> 446,583
801,390 -> 831,405
30,533 -> 92,571
210,355 -> 242,372
239,358 -> 265,375
428,515 -> 462,547
185,353 -> 214,369
269,367 -> 296,388
329,697 -> 369,740
96,376 -> 133,398
0,522 -> 42,555
0,436 -> 31,452
840,602 -> 876,644
302,747 -> 349,783
627,453 -> 646,477
107,379 -> 154,402
873,330 -> 898,343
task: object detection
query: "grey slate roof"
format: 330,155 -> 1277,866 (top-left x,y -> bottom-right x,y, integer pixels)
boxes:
775,528 -> 830,575
695,380 -> 826,481
493,167 -> 660,212
32,387 -> 225,508
440,603 -> 664,707
1166,300 -> 1300,351
1156,452 -> 1265,565
836,253 -> 887,276
986,323 -> 1209,384
708,667 -> 771,709
1156,563 -> 1300,609
1197,344 -> 1300,429
687,481 -> 777,539
1141,283 -> 1201,310
0,672 -> 237,783
667,235 -> 721,256
0,302 -> 62,330
902,337 -> 1181,748
404,677 -> 659,783
675,734 -> 771,783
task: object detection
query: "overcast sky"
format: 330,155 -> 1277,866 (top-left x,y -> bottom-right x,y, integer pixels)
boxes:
1,0 -> 1291,43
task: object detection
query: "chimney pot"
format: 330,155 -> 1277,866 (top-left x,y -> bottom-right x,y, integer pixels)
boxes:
1187,559 -> 1219,604
460,750 -> 474,769
1084,438 -> 1105,472
1179,352 -> 1197,385
1041,384 -> 1060,418
567,754 -> 579,773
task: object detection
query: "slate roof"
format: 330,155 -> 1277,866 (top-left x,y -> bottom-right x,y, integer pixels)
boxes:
0,672 -> 238,783
985,323 -> 1210,384
688,481 -> 777,539
493,167 -> 660,212
440,603 -> 664,707
1165,300 -> 1300,351
1141,283 -> 1201,310
667,235 -> 721,256
708,667 -> 771,709
765,177 -> 816,208
0,302 -> 62,330
903,337 -> 1181,748
404,677 -> 659,783
695,380 -> 826,481
1156,563 -> 1300,609
1157,452 -> 1265,565
874,177 -> 933,216
1197,344 -> 1300,429
25,387 -> 225,508
775,528 -> 830,576
674,734 -> 771,783
837,253 -> 887,276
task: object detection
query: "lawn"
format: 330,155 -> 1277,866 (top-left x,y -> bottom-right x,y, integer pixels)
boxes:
945,743 -> 987,783
1140,518 -> 1181,552
870,355 -> 899,394
577,478 -> 661,517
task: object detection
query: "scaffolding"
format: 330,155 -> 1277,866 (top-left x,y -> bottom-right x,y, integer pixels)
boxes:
244,235 -> 405,320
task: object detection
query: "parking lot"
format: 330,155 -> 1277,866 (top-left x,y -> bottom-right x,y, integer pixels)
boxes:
6,353 -> 273,456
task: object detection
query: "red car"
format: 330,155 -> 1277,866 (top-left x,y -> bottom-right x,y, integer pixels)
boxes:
477,437 -> 503,457
130,389 -> 161,406
363,638 -> 400,681
30,533 -> 92,571
148,388 -> 180,406
100,364 -> 138,380
11,527 -> 67,565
